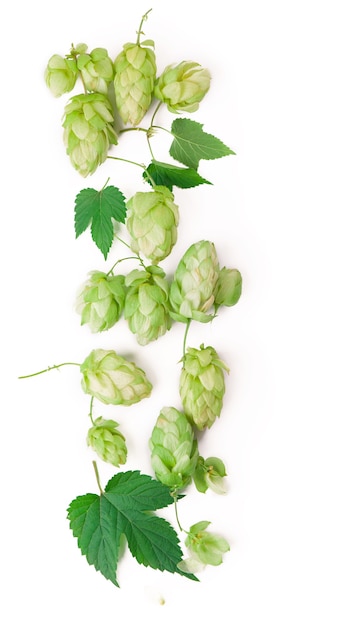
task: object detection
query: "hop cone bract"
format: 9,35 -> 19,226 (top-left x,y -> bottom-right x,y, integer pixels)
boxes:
179,344 -> 229,430
62,93 -> 118,176
80,348 -> 152,405
169,240 -> 220,323
76,271 -> 126,333
77,47 -> 114,94
126,186 -> 179,263
87,417 -> 127,466
149,406 -> 199,490
124,266 -> 172,345
214,267 -> 242,312
154,61 -> 211,113
113,41 -> 156,126
44,54 -> 78,97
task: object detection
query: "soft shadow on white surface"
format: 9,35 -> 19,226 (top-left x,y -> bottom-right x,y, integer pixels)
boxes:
2,1 -> 344,624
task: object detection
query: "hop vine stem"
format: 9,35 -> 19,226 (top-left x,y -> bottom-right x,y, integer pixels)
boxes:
18,362 -> 81,379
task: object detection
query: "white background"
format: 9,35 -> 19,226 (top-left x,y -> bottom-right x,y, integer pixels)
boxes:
2,0 -> 344,624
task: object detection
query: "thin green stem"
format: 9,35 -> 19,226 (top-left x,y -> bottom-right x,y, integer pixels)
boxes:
173,493 -> 186,534
106,255 -> 139,276
182,319 -> 192,360
151,124 -> 171,136
92,460 -> 104,495
136,8 -> 152,45
119,126 -> 149,135
150,101 -> 163,127
106,155 -> 147,170
18,362 -> 81,379
89,396 -> 95,425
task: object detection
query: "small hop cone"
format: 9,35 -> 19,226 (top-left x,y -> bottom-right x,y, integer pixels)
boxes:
80,348 -> 152,406
77,47 -> 114,94
178,521 -> 230,573
179,344 -> 229,430
169,240 -> 220,323
154,61 -> 211,114
126,186 -> 179,263
214,267 -> 242,312
62,92 -> 118,176
114,41 -> 156,126
124,266 -> 172,345
149,406 -> 199,491
44,54 -> 78,97
193,456 -> 227,494
76,271 -> 126,333
87,417 -> 127,466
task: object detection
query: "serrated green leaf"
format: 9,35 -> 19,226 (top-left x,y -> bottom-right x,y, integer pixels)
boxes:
143,160 -> 211,190
74,185 -> 127,259
169,118 -> 235,170
67,470 -> 198,586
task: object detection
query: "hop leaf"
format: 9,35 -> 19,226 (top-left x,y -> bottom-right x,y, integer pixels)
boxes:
74,185 -> 127,259
67,470 -> 198,586
170,118 -> 235,170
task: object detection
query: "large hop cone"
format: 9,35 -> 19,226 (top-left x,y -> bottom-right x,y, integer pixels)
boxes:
126,186 -> 179,263
154,61 -> 211,114
149,406 -> 199,491
124,265 -> 172,345
76,270 -> 126,333
62,92 -> 118,176
80,348 -> 152,406
87,417 -> 127,466
180,344 -> 229,430
113,41 -> 156,126
169,240 -> 220,323
77,47 -> 114,94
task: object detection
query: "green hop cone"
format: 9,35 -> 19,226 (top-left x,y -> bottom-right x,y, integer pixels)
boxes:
44,54 -> 78,97
214,267 -> 242,313
77,47 -> 114,94
154,61 -> 211,114
193,456 -> 227,494
180,344 -> 229,430
62,92 -> 118,177
76,271 -> 126,333
178,521 -> 230,573
87,417 -> 127,466
113,40 -> 156,126
149,406 -> 199,491
124,265 -> 172,345
80,348 -> 152,406
169,240 -> 220,323
126,186 -> 179,263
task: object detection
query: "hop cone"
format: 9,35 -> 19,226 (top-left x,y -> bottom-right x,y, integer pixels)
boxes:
169,240 -> 220,323
80,348 -> 152,405
149,406 -> 199,490
124,266 -> 172,345
62,93 -> 118,176
113,41 -> 156,126
87,417 -> 127,466
44,54 -> 78,97
154,61 -> 211,113
183,521 -> 230,568
76,271 -> 126,333
77,47 -> 114,94
126,186 -> 179,263
214,267 -> 242,312
180,344 -> 229,430
193,456 -> 227,494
